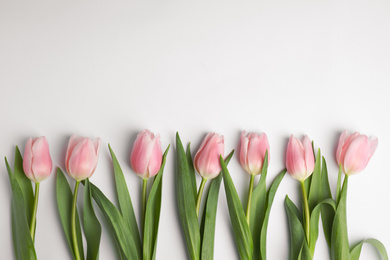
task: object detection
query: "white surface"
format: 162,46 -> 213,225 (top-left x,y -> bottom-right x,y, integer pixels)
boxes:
1,0 -> 389,259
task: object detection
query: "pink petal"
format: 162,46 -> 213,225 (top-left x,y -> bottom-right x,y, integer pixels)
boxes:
343,135 -> 370,175
131,130 -> 154,178
147,134 -> 163,178
239,131 -> 250,174
303,135 -> 315,175
31,137 -> 52,182
68,139 -> 98,181
336,130 -> 350,165
66,135 -> 85,173
286,135 -> 306,181
23,138 -> 34,181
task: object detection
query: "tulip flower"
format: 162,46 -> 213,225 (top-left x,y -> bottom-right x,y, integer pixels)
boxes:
65,134 -> 100,260
23,136 -> 53,242
130,129 -> 163,227
239,131 -> 270,176
239,131 -> 270,223
193,132 -> 224,216
130,129 -> 163,179
65,135 -> 101,181
286,134 -> 315,243
336,130 -> 378,176
23,136 -> 53,183
286,135 -> 315,182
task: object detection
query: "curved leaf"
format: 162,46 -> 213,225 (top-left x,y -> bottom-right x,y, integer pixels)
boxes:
108,144 -> 141,253
308,149 -> 322,211
200,150 -> 234,260
221,156 -> 253,260
5,157 -> 37,260
186,143 -> 198,202
331,176 -> 350,260
90,182 -> 142,260
56,168 -> 84,260
351,238 -> 388,260
285,196 -> 304,260
84,178 -> 102,260
143,146 -> 170,260
260,170 -> 286,260
175,132 -> 201,260
319,157 -> 334,249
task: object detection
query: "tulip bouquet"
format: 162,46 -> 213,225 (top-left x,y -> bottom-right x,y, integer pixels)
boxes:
220,131 -> 285,260
175,132 -> 234,260
81,130 -> 170,260
284,132 -> 388,260
5,137 -> 53,260
56,135 -> 102,260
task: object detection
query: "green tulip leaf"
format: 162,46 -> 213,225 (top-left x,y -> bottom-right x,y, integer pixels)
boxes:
331,176 -> 350,260
351,238 -> 388,260
13,146 -> 34,228
5,157 -> 37,260
319,157 -> 334,249
186,143 -> 198,202
175,132 -> 201,260
83,178 -> 102,260
308,198 -> 336,255
250,151 -> 268,259
260,169 -> 286,260
56,168 -> 85,260
221,155 -> 253,260
108,144 -> 141,252
285,196 -> 304,260
308,149 -> 322,211
143,146 -> 170,260
297,241 -> 312,260
89,182 -> 142,260
200,150 -> 234,260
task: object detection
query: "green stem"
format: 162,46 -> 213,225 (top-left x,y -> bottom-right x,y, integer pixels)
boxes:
30,182 -> 40,243
300,180 -> 310,244
245,174 -> 255,224
142,178 -> 148,233
72,181 -> 81,260
336,164 -> 342,205
196,178 -> 207,217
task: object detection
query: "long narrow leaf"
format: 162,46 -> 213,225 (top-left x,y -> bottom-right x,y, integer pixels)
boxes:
186,143 -> 198,202
90,182 -> 142,260
350,238 -> 388,260
200,150 -> 234,260
319,157 -> 334,249
84,178 -> 102,260
5,157 -> 37,260
331,176 -> 350,260
308,149 -> 322,211
175,132 -> 201,260
108,144 -> 141,252
221,156 -> 253,260
56,168 -> 84,260
285,196 -> 304,260
308,198 -> 336,255
143,146 -> 170,260
13,146 -> 34,227
260,170 -> 286,260
250,151 -> 268,259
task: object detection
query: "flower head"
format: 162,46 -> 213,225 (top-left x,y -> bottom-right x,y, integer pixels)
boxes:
131,129 -> 163,179
286,135 -> 315,181
65,135 -> 101,181
239,131 -> 270,175
23,136 -> 53,183
194,132 -> 225,180
336,130 -> 378,175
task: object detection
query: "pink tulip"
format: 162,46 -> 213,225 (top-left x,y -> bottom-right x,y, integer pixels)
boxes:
194,133 -> 225,180
239,131 -> 270,175
131,129 -> 163,179
65,135 -> 101,181
336,130 -> 378,175
23,137 -> 53,183
286,135 -> 315,181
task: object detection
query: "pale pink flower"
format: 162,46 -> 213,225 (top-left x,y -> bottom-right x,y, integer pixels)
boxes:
239,131 -> 270,175
286,135 -> 315,181
131,129 -> 162,179
23,137 -> 53,183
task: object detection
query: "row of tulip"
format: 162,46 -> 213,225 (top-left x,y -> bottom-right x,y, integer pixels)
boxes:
5,130 -> 387,260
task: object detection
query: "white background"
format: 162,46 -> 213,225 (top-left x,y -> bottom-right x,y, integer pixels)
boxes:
1,0 -> 389,259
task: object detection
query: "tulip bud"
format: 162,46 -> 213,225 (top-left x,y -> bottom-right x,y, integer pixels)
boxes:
286,135 -> 315,181
239,131 -> 270,175
23,136 -> 53,183
336,130 -> 378,175
131,129 -> 163,179
194,132 -> 225,180
65,135 -> 101,181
